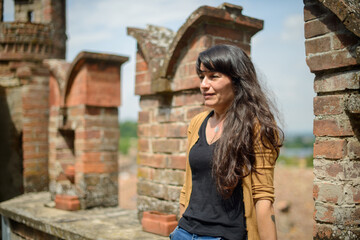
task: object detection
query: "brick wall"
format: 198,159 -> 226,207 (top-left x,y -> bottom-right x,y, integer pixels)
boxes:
0,0 -> 66,196
128,3 -> 263,219
304,0 -> 360,238
46,52 -> 128,210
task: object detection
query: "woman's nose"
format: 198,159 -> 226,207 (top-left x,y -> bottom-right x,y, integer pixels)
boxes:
200,77 -> 210,88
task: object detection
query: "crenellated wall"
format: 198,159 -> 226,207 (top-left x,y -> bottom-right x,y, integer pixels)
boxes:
128,3 -> 263,219
304,0 -> 360,238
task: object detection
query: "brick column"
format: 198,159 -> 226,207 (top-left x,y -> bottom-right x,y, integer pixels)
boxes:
304,0 -> 360,238
46,52 -> 128,210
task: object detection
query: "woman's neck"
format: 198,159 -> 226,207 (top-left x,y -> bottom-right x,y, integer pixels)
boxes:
213,110 -> 227,122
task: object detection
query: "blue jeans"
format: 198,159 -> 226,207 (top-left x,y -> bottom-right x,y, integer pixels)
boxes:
169,226 -> 223,240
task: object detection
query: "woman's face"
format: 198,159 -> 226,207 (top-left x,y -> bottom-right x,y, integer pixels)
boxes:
199,63 -> 235,113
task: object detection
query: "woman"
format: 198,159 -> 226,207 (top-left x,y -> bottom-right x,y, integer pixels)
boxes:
170,45 -> 283,240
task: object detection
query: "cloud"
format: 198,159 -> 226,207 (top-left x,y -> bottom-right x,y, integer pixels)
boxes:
280,14 -> 304,42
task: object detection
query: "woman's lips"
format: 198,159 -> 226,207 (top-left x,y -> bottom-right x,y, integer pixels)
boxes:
203,93 -> 214,99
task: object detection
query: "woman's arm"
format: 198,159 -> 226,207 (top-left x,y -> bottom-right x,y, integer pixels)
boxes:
255,199 -> 277,240
179,203 -> 185,217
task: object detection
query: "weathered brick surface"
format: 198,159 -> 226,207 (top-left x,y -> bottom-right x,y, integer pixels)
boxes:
313,139 -> 346,159
313,117 -> 354,136
305,0 -> 360,238
313,95 -> 343,115
314,70 -> 359,93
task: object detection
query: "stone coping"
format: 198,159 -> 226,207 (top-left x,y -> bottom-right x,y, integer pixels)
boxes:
0,192 -> 168,240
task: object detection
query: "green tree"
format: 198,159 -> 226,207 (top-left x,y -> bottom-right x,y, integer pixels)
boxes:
118,121 -> 137,154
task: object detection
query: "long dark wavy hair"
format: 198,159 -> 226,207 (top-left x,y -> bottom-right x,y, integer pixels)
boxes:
196,44 -> 284,199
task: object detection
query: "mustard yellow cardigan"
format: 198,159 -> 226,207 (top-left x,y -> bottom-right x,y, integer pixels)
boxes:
179,111 -> 277,240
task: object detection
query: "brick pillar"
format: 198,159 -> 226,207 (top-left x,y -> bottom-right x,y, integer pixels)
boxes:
46,52 -> 128,210
128,3 -> 263,219
304,0 -> 360,238
21,64 -> 50,192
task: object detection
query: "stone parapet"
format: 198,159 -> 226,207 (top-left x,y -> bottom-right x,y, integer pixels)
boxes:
0,192 -> 167,240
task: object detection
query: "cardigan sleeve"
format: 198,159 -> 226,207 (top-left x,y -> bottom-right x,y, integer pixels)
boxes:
179,119 -> 194,206
251,126 -> 278,204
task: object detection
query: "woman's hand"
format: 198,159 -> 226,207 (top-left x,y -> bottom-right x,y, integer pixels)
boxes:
255,199 -> 277,240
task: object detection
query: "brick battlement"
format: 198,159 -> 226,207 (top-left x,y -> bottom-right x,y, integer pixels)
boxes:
0,22 -> 59,60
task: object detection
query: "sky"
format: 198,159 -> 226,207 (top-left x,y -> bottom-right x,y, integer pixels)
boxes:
3,0 -> 315,134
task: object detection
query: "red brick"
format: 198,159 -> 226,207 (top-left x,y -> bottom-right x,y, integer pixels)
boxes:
138,138 -> 150,152
135,83 -> 152,96
85,106 -> 102,115
67,107 -> 84,117
173,92 -> 203,107
151,124 -> 187,138
103,130 -> 119,139
152,139 -> 181,153
75,161 -> 117,174
182,49 -> 200,63
139,96 -> 161,109
137,153 -> 166,168
305,36 -> 331,55
135,72 -> 150,85
80,152 -> 101,162
138,111 -> 150,124
55,194 -> 80,211
136,60 -> 148,72
306,48 -> 357,72
76,130 -> 101,139
313,118 -> 354,137
173,75 -> 200,91
138,125 -> 151,137
314,70 -> 359,93
313,95 -> 343,115
304,14 -> 340,39
141,211 -> 178,237
313,139 -> 346,159
156,107 -> 184,123
189,34 -> 212,51
352,186 -> 360,204
23,152 -> 48,159
137,167 -> 155,180
166,155 -> 186,170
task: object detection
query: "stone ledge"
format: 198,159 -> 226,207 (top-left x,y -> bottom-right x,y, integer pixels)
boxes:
0,192 -> 167,240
